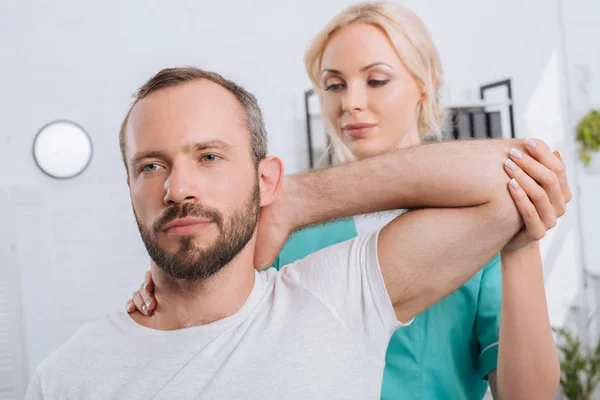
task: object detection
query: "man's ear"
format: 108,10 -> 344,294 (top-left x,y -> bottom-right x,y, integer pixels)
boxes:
257,156 -> 284,207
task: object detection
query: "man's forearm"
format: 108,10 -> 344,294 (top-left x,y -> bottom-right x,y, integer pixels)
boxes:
286,139 -> 523,229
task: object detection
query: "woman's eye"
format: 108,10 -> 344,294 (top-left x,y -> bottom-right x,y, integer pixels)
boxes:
201,154 -> 220,162
325,82 -> 344,92
368,79 -> 390,87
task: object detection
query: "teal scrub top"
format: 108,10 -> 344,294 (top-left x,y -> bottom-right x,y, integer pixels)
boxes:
269,218 -> 501,400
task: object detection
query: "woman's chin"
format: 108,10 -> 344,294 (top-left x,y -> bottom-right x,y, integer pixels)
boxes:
347,140 -> 387,160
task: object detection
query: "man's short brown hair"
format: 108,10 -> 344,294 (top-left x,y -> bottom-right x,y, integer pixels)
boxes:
119,66 -> 268,174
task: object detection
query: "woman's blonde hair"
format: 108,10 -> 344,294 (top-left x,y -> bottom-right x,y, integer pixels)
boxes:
304,1 -> 445,163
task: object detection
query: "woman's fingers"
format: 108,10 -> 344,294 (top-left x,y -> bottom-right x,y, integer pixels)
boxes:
126,270 -> 155,315
141,271 -> 156,311
520,138 -> 571,206
507,178 -> 547,241
552,150 -> 572,203
132,291 -> 149,315
126,299 -> 135,313
144,270 -> 154,292
504,157 -> 557,230
508,146 -> 565,219
139,282 -> 154,314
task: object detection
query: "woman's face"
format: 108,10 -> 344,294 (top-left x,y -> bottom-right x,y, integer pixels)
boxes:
320,23 -> 423,160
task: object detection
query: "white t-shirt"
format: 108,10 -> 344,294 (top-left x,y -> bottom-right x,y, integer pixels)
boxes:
26,232 -> 405,400
354,209 -> 406,236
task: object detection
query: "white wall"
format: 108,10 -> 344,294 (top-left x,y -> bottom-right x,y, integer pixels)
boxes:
0,0 -> 598,397
562,0 -> 600,343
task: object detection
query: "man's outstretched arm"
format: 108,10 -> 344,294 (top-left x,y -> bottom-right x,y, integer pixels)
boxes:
281,138 -> 564,321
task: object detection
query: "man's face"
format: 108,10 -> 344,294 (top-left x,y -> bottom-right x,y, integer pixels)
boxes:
125,80 -> 260,280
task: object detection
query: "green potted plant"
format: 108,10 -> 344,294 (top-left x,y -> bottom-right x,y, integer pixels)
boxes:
554,326 -> 600,400
576,109 -> 600,170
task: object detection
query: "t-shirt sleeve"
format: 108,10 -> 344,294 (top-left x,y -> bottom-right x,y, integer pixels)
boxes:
266,220 -> 357,271
24,370 -> 44,400
282,231 -> 403,358
275,219 -> 358,270
474,253 -> 502,379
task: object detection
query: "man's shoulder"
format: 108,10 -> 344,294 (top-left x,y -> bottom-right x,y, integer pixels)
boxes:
35,312 -> 124,377
29,312 -> 164,398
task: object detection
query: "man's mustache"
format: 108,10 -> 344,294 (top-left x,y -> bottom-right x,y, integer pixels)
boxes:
153,202 -> 223,233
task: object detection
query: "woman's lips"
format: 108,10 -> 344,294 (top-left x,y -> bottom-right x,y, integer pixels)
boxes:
342,123 -> 377,138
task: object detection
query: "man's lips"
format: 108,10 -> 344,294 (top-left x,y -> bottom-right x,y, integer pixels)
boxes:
162,217 -> 213,236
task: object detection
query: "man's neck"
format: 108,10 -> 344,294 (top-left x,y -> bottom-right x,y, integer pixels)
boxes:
132,247 -> 257,331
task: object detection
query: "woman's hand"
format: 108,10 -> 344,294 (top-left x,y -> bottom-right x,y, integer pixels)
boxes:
503,138 -> 571,250
125,270 -> 155,316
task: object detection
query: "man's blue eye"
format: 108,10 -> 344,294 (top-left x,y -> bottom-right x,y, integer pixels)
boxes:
202,154 -> 220,162
142,164 -> 158,172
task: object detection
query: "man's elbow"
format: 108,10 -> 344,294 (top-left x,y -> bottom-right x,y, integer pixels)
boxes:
487,184 -> 522,239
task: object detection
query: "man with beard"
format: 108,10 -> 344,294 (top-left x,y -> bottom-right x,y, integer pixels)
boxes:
26,66 -> 568,399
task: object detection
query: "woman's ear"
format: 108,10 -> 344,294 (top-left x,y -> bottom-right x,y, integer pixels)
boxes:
419,72 -> 436,103
257,156 -> 284,207
418,87 -> 428,103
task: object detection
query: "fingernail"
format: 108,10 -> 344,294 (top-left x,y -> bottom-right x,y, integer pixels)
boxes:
554,151 -> 563,161
525,138 -> 537,148
510,148 -> 523,159
144,283 -> 150,291
126,302 -> 134,311
505,159 -> 518,171
509,178 -> 520,190
142,305 -> 148,314
145,299 -> 151,307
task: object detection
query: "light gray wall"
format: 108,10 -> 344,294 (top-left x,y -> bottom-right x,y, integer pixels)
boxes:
562,0 -> 600,345
0,0 -> 598,397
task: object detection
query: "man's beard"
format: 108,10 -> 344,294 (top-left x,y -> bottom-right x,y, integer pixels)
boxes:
135,184 -> 260,281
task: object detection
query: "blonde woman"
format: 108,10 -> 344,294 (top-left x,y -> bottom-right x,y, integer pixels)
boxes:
128,2 -> 566,399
